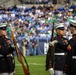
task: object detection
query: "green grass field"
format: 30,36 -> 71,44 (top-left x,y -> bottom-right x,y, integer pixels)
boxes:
14,55 -> 50,75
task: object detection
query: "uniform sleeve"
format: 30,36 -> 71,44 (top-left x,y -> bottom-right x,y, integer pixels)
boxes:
67,39 -> 74,51
0,45 -> 8,56
0,41 -> 15,56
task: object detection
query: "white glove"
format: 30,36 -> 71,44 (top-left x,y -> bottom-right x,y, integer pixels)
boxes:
49,40 -> 58,46
49,68 -> 54,75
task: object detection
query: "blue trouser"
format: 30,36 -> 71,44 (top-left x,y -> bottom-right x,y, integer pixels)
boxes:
32,48 -> 37,55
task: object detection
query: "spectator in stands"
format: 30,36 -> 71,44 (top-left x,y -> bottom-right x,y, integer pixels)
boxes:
0,3 -> 75,55
23,38 -> 29,56
72,8 -> 76,14
31,38 -> 38,55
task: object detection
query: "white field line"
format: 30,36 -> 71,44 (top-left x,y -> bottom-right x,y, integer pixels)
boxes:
16,63 -> 45,66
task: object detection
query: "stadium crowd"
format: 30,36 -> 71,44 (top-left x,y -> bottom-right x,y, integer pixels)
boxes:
0,3 -> 76,55
19,0 -> 49,4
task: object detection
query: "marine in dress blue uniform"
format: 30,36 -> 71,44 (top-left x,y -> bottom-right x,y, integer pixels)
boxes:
0,23 -> 15,75
49,23 -> 68,75
67,20 -> 76,75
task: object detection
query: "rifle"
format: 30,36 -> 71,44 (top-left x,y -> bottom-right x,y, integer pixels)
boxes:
46,21 -> 55,71
11,26 -> 30,75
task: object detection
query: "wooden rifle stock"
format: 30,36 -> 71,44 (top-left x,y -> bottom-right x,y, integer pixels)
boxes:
50,22 -> 55,69
51,22 -> 54,41
46,21 -> 55,70
11,30 -> 30,75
